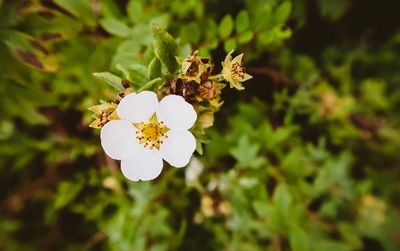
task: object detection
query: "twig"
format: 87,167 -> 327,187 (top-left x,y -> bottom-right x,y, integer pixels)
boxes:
247,66 -> 295,86
84,231 -> 108,250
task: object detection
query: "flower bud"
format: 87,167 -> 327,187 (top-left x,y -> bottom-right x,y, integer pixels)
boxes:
198,81 -> 220,100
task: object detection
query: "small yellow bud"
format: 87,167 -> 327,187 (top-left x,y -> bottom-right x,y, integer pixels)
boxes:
198,112 -> 214,128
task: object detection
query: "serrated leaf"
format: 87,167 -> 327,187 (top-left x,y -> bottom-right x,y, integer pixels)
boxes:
236,10 -> 250,33
148,57 -> 162,79
100,18 -> 130,37
230,135 -> 266,169
219,14 -> 234,38
93,72 -> 124,91
152,27 -> 178,73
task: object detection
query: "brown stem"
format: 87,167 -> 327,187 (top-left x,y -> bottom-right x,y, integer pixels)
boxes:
246,66 -> 295,86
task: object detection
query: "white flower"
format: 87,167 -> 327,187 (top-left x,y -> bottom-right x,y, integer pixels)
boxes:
100,91 -> 197,181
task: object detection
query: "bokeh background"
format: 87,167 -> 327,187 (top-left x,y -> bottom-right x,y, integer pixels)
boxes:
1,0 -> 400,250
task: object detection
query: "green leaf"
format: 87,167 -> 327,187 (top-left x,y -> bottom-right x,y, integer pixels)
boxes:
317,0 -> 351,20
150,14 -> 170,29
230,135 -> 266,169
253,201 -> 281,231
196,141 -> 203,155
338,223 -> 363,249
289,226 -> 310,251
219,14 -> 234,38
204,18 -> 217,39
273,184 -> 292,219
238,30 -> 254,44
93,72 -> 124,91
54,0 -> 95,27
100,18 -> 131,37
236,10 -> 250,33
254,4 -> 272,30
178,43 -> 192,58
258,30 -> 274,45
148,57 -> 162,79
116,64 -> 148,86
54,182 -> 83,209
273,1 -> 292,24
224,38 -> 237,52
360,79 -> 389,110
101,0 -> 122,18
127,0 -> 143,23
152,27 -> 178,73
138,78 -> 163,92
180,22 -> 201,43
315,241 -> 352,251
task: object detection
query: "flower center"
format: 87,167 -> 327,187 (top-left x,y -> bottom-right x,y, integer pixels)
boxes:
135,118 -> 168,150
231,62 -> 246,79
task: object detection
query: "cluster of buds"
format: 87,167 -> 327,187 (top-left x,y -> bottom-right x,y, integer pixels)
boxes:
168,51 -> 223,104
193,194 -> 232,223
88,103 -> 118,128
166,50 -> 252,129
90,50 -> 252,130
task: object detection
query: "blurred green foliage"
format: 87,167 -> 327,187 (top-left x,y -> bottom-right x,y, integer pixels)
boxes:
1,0 -> 400,251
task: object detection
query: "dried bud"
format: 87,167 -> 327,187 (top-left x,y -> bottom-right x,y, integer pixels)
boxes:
181,51 -> 213,82
88,103 -> 118,128
168,78 -> 197,102
218,201 -> 232,216
114,87 -> 134,103
318,91 -> 339,116
201,195 -> 215,217
121,79 -> 130,89
198,81 -> 221,100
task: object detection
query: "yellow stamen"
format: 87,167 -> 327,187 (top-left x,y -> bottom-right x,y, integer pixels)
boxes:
135,117 -> 168,149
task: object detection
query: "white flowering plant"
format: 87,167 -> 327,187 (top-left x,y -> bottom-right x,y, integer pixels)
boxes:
89,27 -> 252,181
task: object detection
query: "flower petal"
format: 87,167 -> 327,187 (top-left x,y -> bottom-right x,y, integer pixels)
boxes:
230,79 -> 244,90
156,95 -> 197,130
100,120 -> 139,160
121,147 -> 163,181
160,130 -> 196,168
223,50 -> 234,66
116,91 -> 158,123
231,53 -> 243,65
241,73 -> 253,81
